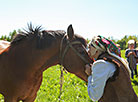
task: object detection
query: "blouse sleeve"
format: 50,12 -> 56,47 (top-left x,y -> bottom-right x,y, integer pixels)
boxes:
87,60 -> 116,101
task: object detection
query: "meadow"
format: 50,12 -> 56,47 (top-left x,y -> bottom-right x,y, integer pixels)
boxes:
0,50 -> 138,102
35,66 -> 138,102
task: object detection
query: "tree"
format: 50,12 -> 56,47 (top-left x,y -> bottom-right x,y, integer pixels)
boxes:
0,30 -> 17,42
116,35 -> 138,50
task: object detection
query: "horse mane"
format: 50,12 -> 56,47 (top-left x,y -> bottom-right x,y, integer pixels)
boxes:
11,23 -> 66,49
10,23 -> 87,50
11,24 -> 42,44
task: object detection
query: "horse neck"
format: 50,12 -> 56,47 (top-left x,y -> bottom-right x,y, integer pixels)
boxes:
39,39 -> 63,71
40,49 -> 60,71
30,47 -> 60,72
6,42 -> 60,73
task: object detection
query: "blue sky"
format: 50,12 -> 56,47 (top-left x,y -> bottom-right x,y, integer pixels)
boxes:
0,0 -> 138,40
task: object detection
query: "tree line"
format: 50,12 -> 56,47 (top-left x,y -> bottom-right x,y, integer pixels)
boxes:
0,30 -> 138,50
109,35 -> 138,50
0,30 -> 17,42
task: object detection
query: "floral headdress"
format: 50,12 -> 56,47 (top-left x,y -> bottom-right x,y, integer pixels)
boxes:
90,35 -> 121,57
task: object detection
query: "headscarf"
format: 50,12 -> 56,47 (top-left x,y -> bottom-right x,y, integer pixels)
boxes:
90,35 -> 121,57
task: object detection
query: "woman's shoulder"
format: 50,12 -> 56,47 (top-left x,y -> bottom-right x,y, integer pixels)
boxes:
92,59 -> 115,73
93,59 -> 107,66
93,59 -> 115,68
125,49 -> 130,52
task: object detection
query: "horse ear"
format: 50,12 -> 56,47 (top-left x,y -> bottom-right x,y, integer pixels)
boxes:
67,24 -> 74,40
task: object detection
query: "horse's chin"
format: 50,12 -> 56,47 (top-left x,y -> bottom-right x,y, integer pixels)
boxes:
76,74 -> 88,82
64,66 -> 88,82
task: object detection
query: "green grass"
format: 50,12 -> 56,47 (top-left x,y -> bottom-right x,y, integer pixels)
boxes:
0,50 -> 138,102
121,50 -> 126,58
36,65 -> 138,102
35,65 -> 92,102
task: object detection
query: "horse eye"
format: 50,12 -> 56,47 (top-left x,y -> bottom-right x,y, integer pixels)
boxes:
80,50 -> 85,55
77,47 -> 86,55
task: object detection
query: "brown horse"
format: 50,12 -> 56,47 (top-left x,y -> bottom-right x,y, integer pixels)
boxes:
0,24 -> 91,102
0,40 -> 10,53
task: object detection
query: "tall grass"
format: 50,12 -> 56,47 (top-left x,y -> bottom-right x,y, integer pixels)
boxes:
35,65 -> 92,102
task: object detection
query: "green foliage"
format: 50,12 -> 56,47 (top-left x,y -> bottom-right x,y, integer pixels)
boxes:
0,30 -> 17,42
87,35 -> 138,50
86,38 -> 91,44
121,50 -> 126,59
116,35 -> 138,50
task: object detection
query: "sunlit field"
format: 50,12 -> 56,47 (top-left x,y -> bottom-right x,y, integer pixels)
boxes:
35,65 -> 138,102
0,50 -> 138,102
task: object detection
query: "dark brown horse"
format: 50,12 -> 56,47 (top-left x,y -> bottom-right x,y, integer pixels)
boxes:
0,24 -> 91,102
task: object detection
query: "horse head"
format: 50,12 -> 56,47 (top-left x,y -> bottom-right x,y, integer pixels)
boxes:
59,25 -> 93,81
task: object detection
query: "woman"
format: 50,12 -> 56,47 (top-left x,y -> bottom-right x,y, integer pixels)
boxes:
85,35 -> 136,102
125,40 -> 138,79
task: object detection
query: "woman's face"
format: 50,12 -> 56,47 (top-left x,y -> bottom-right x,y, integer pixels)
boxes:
88,45 -> 97,58
129,44 -> 134,49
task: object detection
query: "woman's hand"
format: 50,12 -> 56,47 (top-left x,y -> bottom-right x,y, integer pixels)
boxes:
85,64 -> 92,76
128,51 -> 136,57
